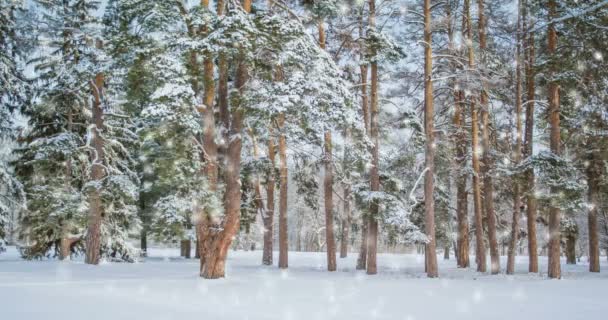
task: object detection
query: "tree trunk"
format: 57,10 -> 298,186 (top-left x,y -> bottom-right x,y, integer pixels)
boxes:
61,109 -> 74,261
522,0 -> 539,274
452,3 -> 469,270
587,152 -> 600,272
356,7 -> 369,271
423,0 -> 438,278
340,127 -> 352,259
324,131 -> 337,271
181,239 -> 192,258
85,40 -> 106,265
464,0 -> 486,273
566,234 -> 576,265
216,0 -> 229,164
547,0 -> 561,279
318,20 -> 336,272
263,128 -> 276,266
340,183 -> 351,258
198,0 -> 219,275
365,0 -> 379,276
199,0 -> 250,279
477,0 -> 499,275
507,0 -> 524,275
278,113 -> 289,269
356,222 -> 368,270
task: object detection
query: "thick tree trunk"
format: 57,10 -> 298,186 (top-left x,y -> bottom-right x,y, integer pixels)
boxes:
199,0 -> 249,279
587,152 -> 600,272
464,0 -> 486,273
507,0 -> 524,275
263,128 -> 276,266
198,0 -> 219,275
365,0 -> 379,276
85,42 -> 106,265
547,0 -> 561,279
278,114 -> 289,269
522,0 -> 539,274
423,0 -> 438,278
318,20 -> 336,272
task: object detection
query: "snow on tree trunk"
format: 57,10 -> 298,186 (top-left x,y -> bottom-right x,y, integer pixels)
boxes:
199,0 -> 249,279
423,0 -> 438,278
547,0 -> 561,279
216,0 -> 229,163
85,42 -> 106,265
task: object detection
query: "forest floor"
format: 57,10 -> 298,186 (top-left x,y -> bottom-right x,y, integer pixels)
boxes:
1,246 -> 607,320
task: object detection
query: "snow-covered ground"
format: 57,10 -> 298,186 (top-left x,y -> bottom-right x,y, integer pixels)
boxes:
1,246 -> 607,320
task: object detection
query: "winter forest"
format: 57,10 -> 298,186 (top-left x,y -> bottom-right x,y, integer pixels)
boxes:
1,0 -> 607,319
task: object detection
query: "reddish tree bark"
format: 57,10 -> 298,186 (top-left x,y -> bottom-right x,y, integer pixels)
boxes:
423,0 -> 438,278
318,20 -> 337,272
366,0 -> 379,276
85,40 -> 106,265
547,0 -> 561,279
477,0 -> 500,275
587,151 -> 601,272
278,113 -> 289,269
464,0 -> 486,273
263,128 -> 276,266
522,0 -> 539,273
507,0 -> 524,275
356,8 -> 370,270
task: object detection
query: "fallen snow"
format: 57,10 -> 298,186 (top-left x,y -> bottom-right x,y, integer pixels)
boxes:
1,246 -> 607,320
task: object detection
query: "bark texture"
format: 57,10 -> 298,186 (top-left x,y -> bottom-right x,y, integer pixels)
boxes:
85,43 -> 106,266
356,9 -> 369,270
423,0 -> 438,278
324,131 -> 337,271
199,0 -> 250,279
587,152 -> 601,272
522,0 -> 539,273
318,20 -> 336,272
464,0 -> 486,273
507,1 -> 523,275
547,0 -> 561,279
278,113 -> 289,269
365,0 -> 379,275
452,4 -> 469,270
263,128 -> 276,266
